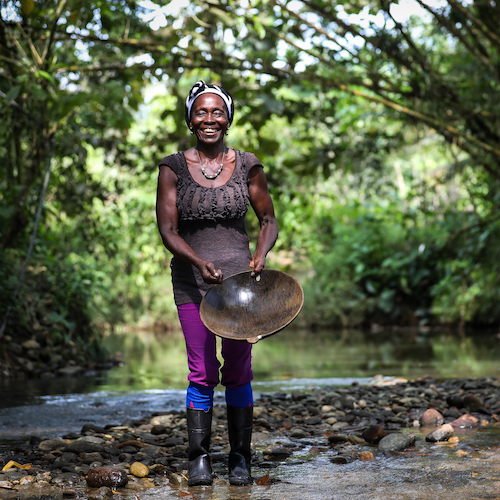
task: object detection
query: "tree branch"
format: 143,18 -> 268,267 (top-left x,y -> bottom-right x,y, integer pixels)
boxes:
414,0 -> 492,68
447,0 -> 500,50
41,0 -> 67,64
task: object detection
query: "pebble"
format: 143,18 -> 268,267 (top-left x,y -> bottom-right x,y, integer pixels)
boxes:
129,462 -> 149,478
425,424 -> 454,442
450,414 -> 479,429
463,394 -> 483,410
1,375 -> 499,494
86,467 -> 128,488
362,425 -> 387,444
420,408 -> 445,427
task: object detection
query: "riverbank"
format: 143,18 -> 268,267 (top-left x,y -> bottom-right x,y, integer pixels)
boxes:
0,333 -> 120,380
1,375 -> 499,499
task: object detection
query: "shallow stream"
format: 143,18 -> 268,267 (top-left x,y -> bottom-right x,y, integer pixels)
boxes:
1,327 -> 500,499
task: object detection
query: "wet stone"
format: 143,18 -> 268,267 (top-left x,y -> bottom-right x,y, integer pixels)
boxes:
150,425 -> 167,435
264,447 -> 293,460
359,451 -> 375,461
88,486 -> 114,499
444,408 -> 462,419
378,433 -> 416,452
81,452 -> 104,464
290,428 -> 308,438
130,462 -> 149,478
82,424 -> 107,434
362,425 -> 387,444
66,439 -> 104,454
39,438 -> 68,451
86,467 -> 128,489
463,394 -> 483,410
446,395 -> 464,408
426,424 -> 455,442
420,408 -> 445,427
449,414 -> 479,429
328,434 -> 348,445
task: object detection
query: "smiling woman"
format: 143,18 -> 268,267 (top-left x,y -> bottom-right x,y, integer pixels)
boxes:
155,80 -> 278,487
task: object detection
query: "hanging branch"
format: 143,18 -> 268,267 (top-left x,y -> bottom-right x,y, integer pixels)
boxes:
40,0 -> 67,63
413,0 -> 491,67
446,0 -> 500,50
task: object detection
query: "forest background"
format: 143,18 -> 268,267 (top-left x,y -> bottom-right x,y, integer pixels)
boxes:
1,0 -> 499,371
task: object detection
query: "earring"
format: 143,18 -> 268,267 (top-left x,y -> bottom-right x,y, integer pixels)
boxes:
225,127 -> 230,136
190,128 -> 194,135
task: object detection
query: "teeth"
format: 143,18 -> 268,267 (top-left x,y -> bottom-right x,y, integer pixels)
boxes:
203,129 -> 216,132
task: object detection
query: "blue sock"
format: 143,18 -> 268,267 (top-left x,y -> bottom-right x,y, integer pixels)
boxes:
186,382 -> 214,410
225,382 -> 253,408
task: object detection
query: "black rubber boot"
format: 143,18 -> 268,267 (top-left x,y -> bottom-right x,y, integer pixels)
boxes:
187,407 -> 213,486
227,405 -> 253,486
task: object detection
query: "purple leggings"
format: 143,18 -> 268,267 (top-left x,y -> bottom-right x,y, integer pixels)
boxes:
177,303 -> 253,389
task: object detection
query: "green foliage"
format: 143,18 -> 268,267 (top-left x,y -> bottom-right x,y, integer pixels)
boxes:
301,200 -> 437,327
431,215 -> 500,326
1,0 -> 500,352
0,243 -> 108,362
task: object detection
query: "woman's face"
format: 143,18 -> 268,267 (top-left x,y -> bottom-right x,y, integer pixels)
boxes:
190,93 -> 229,145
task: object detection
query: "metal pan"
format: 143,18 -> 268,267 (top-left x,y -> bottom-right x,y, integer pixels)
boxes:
200,269 -> 304,343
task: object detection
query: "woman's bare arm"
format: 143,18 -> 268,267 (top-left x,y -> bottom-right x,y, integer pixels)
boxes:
248,166 -> 279,275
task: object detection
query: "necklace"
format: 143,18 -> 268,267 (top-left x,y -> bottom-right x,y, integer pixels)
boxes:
196,148 -> 225,180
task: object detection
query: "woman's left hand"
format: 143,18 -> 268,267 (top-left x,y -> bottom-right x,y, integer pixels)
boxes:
249,258 -> 266,277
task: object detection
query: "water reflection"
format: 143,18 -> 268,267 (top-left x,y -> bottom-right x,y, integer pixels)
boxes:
102,326 -> 500,391
0,327 -> 499,451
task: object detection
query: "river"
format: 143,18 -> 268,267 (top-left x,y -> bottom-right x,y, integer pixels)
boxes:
1,326 -> 499,450
1,327 -> 500,499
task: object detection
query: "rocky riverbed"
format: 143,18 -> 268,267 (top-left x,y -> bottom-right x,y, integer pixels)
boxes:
1,375 -> 500,499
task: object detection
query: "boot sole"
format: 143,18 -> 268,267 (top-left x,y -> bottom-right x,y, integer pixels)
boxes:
188,478 -> 213,487
229,477 -> 253,486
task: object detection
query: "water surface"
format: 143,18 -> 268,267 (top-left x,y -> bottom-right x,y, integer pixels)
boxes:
1,327 -> 499,451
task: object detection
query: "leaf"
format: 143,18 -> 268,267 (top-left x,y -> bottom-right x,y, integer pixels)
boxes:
255,474 -> 270,486
37,70 -> 55,84
32,84 -> 48,101
0,483 -> 18,490
3,85 -> 21,105
2,461 -> 32,472
21,0 -> 34,15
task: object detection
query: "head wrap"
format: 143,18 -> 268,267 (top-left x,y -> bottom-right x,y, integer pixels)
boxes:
185,80 -> 234,128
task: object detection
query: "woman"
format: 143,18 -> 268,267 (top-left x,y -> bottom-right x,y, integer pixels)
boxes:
156,81 -> 278,486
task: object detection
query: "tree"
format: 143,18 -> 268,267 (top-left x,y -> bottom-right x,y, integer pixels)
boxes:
2,0 -> 499,338
172,0 -> 500,179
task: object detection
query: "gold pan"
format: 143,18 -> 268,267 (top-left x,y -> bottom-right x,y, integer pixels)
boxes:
200,270 -> 304,343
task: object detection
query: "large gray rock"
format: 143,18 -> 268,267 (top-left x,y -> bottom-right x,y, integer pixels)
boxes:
378,433 -> 416,452
65,438 -> 104,453
38,438 -> 68,451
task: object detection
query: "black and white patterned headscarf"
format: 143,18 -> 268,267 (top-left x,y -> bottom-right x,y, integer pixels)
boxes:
185,80 -> 234,128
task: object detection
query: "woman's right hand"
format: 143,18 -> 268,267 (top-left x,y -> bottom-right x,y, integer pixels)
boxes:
199,261 -> 223,284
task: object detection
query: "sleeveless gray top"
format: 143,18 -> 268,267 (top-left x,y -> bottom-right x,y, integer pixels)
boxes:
158,150 -> 262,305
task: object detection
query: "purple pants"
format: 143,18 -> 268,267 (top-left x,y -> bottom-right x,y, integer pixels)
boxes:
177,303 -> 253,389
